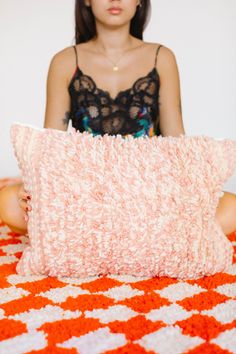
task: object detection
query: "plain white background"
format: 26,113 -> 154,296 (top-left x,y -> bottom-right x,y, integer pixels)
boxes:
1,0 -> 236,192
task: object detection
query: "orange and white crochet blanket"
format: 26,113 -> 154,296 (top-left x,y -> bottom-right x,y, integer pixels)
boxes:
0,177 -> 236,353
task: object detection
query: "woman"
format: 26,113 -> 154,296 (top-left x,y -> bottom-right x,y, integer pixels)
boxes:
0,0 -> 236,235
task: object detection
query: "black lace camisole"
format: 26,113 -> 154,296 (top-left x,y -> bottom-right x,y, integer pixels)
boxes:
68,44 -> 163,138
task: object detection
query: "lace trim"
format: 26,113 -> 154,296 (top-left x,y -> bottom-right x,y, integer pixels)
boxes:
68,66 -> 161,137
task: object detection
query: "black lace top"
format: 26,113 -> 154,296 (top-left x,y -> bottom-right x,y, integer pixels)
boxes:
68,44 -> 163,138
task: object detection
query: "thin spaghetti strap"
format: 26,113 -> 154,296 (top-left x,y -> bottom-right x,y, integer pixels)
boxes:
154,44 -> 163,67
73,45 -> 78,68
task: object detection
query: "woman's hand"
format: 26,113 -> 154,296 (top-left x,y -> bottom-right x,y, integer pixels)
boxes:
17,184 -> 32,222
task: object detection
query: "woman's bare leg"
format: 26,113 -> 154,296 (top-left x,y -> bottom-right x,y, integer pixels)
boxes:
215,191 -> 236,235
0,182 -> 28,234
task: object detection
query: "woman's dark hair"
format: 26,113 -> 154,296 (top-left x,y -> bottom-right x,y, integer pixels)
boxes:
73,0 -> 151,44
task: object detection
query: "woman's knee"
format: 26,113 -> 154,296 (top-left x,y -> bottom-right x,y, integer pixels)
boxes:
215,191 -> 236,235
0,182 -> 27,234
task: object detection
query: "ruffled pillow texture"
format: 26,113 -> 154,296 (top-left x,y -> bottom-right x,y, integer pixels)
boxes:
10,123 -> 236,280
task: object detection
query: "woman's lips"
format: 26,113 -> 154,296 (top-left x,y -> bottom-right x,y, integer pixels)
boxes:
107,8 -> 123,14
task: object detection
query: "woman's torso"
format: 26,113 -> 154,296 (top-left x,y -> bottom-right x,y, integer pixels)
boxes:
67,41 -> 163,138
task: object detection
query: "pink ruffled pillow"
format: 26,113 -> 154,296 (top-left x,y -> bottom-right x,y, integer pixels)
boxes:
10,122 -> 236,280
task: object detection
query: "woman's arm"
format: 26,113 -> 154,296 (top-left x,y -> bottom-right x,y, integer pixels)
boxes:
43,49 -> 71,131
157,47 -> 186,137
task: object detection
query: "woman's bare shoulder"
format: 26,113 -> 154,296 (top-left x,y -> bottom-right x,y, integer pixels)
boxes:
49,44 -> 81,67
148,42 -> 178,72
148,41 -> 175,56
47,44 -> 86,87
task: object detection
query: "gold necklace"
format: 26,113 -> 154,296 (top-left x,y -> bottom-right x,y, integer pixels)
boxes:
95,45 -> 133,71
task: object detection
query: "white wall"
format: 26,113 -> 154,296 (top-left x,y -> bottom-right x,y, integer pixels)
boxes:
1,0 -> 236,192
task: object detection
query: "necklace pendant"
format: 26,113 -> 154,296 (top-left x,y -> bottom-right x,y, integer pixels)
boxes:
113,65 -> 119,71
